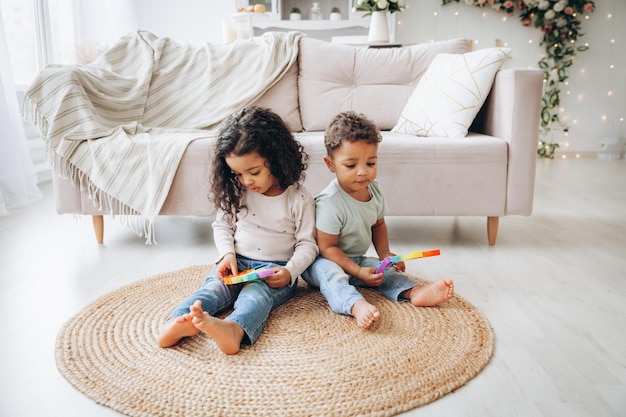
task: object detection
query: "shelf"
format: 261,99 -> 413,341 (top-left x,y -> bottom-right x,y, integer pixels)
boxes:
233,1 -> 370,41
253,19 -> 368,30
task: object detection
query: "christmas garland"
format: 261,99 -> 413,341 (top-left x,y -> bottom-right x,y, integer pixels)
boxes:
442,0 -> 595,158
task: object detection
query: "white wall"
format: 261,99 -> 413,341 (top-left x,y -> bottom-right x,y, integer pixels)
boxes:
77,1 -> 237,46
75,0 -> 140,45
134,0 -> 236,43
78,0 -> 625,154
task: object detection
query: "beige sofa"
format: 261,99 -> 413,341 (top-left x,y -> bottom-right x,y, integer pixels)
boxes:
50,36 -> 543,245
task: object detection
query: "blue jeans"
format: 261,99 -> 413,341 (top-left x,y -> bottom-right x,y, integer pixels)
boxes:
301,256 -> 418,316
168,256 -> 296,346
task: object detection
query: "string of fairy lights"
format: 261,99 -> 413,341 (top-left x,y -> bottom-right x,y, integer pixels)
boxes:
396,0 -> 624,157
561,2 -> 621,158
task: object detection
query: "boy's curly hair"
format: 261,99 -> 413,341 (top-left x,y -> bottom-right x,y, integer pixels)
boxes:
210,106 -> 308,215
324,111 -> 382,157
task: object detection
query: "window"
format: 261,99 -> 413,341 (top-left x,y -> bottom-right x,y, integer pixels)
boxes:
1,0 -> 76,88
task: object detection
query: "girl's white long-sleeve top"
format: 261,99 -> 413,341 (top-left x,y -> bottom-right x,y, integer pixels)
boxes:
212,184 -> 319,285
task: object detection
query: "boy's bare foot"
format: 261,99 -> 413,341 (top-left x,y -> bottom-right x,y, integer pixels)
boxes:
158,313 -> 200,348
405,279 -> 454,307
351,299 -> 380,329
190,300 -> 244,355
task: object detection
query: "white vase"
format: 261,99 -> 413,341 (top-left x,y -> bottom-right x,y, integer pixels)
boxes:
310,2 -> 322,20
368,11 -> 390,43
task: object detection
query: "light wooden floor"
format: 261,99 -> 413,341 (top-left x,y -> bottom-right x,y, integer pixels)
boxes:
1,157 -> 625,417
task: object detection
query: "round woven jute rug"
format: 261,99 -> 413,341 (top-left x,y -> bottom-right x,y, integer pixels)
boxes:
56,265 -> 494,417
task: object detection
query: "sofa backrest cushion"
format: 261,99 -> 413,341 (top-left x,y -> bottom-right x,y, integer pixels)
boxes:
297,37 -> 470,132
253,60 -> 303,132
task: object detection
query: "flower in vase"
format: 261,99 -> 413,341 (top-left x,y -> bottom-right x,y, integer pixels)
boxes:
355,0 -> 407,16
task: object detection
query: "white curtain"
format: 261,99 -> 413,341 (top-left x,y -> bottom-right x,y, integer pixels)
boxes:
0,13 -> 42,216
0,0 -> 142,217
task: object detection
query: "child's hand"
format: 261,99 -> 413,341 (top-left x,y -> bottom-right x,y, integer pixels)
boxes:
380,252 -> 406,272
263,267 -> 291,288
358,266 -> 384,287
216,253 -> 238,279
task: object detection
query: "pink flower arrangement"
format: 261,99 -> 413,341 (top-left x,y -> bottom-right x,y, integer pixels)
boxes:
442,1 -> 595,46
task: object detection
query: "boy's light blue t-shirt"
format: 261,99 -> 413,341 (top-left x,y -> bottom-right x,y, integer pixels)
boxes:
314,179 -> 387,258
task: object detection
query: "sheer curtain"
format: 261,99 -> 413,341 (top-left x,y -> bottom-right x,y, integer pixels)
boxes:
0,0 -> 141,217
0,13 -> 41,216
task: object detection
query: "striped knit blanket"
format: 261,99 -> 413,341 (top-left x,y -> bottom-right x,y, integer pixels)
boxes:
24,30 -> 302,243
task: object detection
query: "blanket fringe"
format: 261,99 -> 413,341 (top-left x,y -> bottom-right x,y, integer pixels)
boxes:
22,98 -> 157,245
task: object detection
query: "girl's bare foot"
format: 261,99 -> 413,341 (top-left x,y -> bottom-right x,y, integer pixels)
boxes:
351,299 -> 380,329
190,300 -> 244,355
405,279 -> 454,307
158,313 -> 200,348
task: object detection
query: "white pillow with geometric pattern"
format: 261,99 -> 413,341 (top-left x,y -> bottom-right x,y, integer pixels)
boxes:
392,47 -> 511,137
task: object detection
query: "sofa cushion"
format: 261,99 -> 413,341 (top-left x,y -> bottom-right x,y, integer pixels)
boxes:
297,37 -> 470,132
374,132 -> 507,215
392,47 -> 511,137
296,131 -> 508,216
253,61 -> 303,132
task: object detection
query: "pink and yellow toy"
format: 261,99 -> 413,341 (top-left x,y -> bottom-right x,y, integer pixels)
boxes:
375,249 -> 441,273
222,268 -> 274,285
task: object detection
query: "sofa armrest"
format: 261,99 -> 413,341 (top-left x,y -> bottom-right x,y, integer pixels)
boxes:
474,68 -> 543,215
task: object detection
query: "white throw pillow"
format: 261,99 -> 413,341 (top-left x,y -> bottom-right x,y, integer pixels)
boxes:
392,47 -> 511,137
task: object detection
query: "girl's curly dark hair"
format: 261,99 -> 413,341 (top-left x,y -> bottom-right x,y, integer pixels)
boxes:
210,106 -> 308,215
324,111 -> 381,157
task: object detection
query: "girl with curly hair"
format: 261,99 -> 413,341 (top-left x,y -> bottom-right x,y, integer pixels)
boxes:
158,106 -> 318,354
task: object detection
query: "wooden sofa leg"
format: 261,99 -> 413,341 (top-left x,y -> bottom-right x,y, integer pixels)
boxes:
487,216 -> 499,246
92,215 -> 104,244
